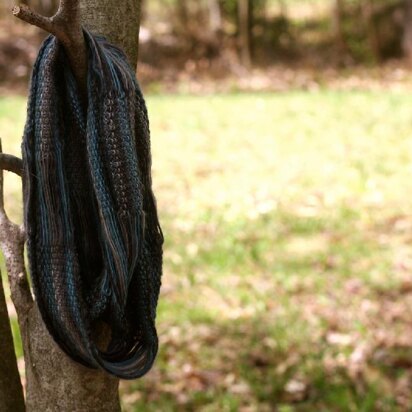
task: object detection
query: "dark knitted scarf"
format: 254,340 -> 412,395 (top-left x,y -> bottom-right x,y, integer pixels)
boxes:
22,30 -> 163,379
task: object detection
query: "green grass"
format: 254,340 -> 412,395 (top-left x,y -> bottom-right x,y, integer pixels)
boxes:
2,91 -> 412,411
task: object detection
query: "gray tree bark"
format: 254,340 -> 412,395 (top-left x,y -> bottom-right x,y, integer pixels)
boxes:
80,0 -> 142,69
1,1 -> 142,411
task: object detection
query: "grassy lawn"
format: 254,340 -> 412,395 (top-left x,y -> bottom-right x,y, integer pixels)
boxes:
2,91 -> 412,411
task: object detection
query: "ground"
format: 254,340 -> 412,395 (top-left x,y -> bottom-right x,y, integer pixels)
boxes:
1,91 -> 412,411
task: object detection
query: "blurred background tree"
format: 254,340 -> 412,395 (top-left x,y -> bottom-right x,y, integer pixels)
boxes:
4,0 -> 412,88
134,0 -> 408,66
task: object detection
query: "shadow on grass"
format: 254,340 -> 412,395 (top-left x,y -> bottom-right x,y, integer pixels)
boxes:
121,207 -> 412,412
122,309 -> 411,412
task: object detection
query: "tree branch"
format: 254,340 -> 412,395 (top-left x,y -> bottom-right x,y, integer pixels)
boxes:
0,153 -> 23,177
0,139 -> 33,318
12,5 -> 55,34
12,1 -> 87,96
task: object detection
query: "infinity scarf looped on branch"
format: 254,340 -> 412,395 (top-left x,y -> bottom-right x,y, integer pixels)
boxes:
22,30 -> 164,379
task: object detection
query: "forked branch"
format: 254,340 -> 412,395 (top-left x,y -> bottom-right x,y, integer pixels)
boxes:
12,0 -> 87,95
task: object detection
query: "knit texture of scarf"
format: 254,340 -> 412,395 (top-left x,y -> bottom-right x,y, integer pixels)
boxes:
22,30 -> 163,380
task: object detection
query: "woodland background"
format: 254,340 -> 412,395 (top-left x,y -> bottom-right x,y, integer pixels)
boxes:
3,1 -> 412,411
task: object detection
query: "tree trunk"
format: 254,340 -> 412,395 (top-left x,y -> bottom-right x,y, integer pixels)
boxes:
403,0 -> 412,60
80,0 -> 142,69
176,0 -> 190,37
362,0 -> 381,61
332,0 -> 347,60
238,0 -> 252,67
208,0 -> 222,34
3,1 -> 142,411
22,305 -> 121,411
0,271 -> 25,412
278,0 -> 287,17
